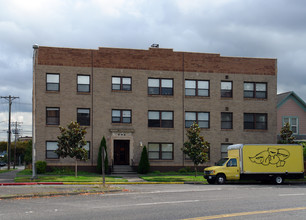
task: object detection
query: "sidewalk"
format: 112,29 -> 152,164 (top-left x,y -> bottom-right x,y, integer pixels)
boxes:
0,169 -> 145,200
0,166 -> 24,183
0,170 -> 122,199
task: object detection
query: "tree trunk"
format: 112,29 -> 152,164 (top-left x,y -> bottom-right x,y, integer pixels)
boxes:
75,158 -> 78,178
194,164 -> 197,177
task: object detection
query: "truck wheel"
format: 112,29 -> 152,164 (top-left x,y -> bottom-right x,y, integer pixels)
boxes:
207,179 -> 215,184
275,176 -> 283,184
216,174 -> 226,184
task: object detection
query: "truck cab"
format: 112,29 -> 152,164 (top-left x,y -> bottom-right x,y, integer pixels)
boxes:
204,157 -> 240,184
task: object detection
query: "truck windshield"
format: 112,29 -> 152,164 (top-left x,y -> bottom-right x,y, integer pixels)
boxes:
215,158 -> 229,166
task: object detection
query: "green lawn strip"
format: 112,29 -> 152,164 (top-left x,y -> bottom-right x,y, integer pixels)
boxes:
15,175 -> 128,183
140,175 -> 206,183
17,169 -> 97,176
0,170 -> 10,174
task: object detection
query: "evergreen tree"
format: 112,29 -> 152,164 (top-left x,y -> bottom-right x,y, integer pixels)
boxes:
138,145 -> 150,174
97,136 -> 108,174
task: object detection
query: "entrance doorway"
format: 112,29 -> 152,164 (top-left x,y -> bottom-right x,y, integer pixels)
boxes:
114,140 -> 130,165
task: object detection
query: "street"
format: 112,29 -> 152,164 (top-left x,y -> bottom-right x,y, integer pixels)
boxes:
1,183 -> 306,220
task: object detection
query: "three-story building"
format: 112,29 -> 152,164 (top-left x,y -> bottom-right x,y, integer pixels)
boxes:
33,46 -> 277,171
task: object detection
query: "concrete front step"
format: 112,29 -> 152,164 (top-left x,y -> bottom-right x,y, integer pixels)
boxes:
112,165 -> 137,175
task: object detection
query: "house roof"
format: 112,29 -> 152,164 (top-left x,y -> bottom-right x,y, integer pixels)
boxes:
277,91 -> 306,111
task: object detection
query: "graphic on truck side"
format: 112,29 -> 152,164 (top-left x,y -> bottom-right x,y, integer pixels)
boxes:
249,148 -> 290,167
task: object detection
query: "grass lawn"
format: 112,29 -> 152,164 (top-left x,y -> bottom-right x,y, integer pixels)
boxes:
141,175 -> 206,182
15,169 -> 127,183
15,175 -> 128,183
0,169 -> 10,174
140,171 -> 207,183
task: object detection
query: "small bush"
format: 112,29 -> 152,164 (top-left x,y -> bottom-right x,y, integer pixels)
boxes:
153,170 -> 161,175
138,146 -> 150,174
36,161 -> 47,174
179,168 -> 187,173
51,167 -> 74,175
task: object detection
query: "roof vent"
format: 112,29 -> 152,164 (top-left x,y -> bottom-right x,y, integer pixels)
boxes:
151,44 -> 159,48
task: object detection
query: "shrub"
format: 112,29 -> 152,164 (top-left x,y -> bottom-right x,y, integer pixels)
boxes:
36,161 -> 47,174
97,136 -> 109,174
138,146 -> 150,174
179,168 -> 187,173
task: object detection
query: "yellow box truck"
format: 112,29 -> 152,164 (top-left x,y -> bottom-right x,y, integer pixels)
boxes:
204,144 -> 304,184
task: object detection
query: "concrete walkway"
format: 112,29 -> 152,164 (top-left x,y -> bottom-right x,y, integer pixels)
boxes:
112,174 -> 147,182
0,166 -> 24,183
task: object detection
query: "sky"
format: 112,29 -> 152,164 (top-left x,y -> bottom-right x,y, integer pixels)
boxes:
0,0 -> 305,141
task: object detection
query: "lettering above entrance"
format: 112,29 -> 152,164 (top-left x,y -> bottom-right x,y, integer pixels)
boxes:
109,129 -> 135,137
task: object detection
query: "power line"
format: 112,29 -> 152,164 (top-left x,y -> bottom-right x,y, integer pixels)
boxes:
0,95 -> 19,170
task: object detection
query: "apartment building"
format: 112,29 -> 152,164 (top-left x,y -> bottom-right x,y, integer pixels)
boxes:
33,46 -> 277,171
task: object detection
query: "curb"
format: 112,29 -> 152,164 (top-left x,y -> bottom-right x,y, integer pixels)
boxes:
0,182 -> 63,186
0,189 -> 122,200
1,181 -> 186,186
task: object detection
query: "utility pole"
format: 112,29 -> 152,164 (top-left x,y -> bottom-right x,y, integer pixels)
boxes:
12,121 -> 22,169
1,95 -> 19,170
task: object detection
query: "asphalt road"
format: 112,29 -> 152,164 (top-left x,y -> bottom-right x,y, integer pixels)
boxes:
1,183 -> 306,220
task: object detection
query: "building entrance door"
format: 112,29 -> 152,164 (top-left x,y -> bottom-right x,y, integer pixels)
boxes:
114,140 -> 130,165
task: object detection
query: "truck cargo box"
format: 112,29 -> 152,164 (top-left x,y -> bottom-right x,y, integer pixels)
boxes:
228,144 -> 304,174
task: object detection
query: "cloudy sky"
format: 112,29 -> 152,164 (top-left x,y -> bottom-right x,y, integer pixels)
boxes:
0,0 -> 305,141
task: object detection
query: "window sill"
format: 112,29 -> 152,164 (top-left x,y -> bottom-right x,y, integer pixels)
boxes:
112,90 -> 132,93
79,125 -> 91,127
111,123 -> 132,126
46,91 -> 60,93
185,127 -> 210,130
149,159 -> 174,161
220,97 -> 233,99
148,95 -> 174,97
244,129 -> 268,132
45,158 -> 60,160
46,124 -> 59,127
185,96 -> 210,99
244,98 -> 267,101
149,127 -> 174,130
77,92 -> 91,95
221,128 -> 233,131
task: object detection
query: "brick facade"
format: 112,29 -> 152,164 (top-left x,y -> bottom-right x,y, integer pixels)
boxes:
33,46 -> 277,171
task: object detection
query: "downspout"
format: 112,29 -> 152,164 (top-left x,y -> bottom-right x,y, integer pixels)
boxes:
91,50 -> 94,166
182,52 -> 185,167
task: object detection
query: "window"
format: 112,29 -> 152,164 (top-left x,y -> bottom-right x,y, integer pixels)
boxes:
148,78 -> 173,95
244,113 -> 267,130
221,112 -> 233,129
112,76 -> 132,91
77,75 -> 90,92
221,144 -> 232,158
82,142 -> 90,159
227,158 -> 237,167
185,80 -> 209,97
77,108 -> 90,126
221,81 -> 232,98
244,82 -> 267,99
185,112 -> 210,128
46,73 -> 59,91
148,111 -> 173,128
112,110 -> 132,123
46,107 -> 60,125
148,143 -> 173,160
46,141 -> 59,159
283,117 -> 298,135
